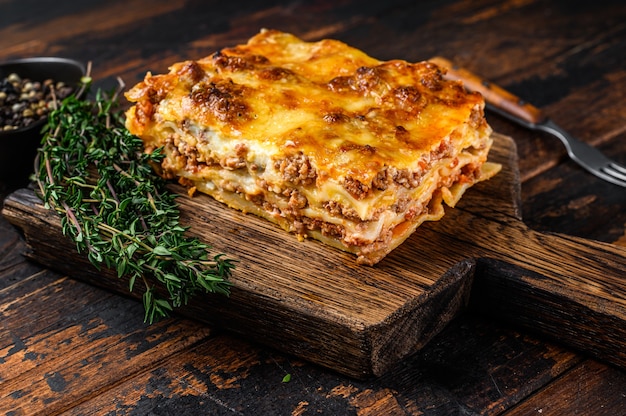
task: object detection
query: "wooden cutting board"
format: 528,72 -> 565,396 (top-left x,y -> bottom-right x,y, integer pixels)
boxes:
3,133 -> 626,379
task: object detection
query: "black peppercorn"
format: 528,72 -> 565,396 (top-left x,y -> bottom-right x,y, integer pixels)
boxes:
0,72 -> 74,131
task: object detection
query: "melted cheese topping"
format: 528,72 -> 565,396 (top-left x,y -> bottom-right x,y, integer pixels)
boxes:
125,29 -> 499,265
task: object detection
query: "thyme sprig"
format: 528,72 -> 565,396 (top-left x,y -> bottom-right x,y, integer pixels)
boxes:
35,82 -> 234,324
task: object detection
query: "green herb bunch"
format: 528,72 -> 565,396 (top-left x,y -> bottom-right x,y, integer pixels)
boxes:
35,81 -> 234,324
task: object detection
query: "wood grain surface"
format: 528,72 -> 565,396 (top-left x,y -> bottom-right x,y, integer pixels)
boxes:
2,0 -> 626,414
4,132 -> 625,379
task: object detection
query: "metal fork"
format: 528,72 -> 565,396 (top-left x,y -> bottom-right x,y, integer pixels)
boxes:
430,57 -> 626,188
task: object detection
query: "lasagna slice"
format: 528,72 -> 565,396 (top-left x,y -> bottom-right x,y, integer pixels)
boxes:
124,29 -> 500,265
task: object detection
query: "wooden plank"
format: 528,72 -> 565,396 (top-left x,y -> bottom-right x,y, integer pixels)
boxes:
378,315 -> 583,415
60,335 -> 307,415
0,268 -> 214,415
3,133 -> 626,378
521,133 -> 626,244
0,217 -> 42,291
504,359 -> 626,416
61,315 -> 584,416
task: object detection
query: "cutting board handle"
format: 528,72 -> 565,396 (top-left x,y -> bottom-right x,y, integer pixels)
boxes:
467,217 -> 626,369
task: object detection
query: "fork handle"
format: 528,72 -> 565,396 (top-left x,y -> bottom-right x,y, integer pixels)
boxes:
430,56 -> 545,125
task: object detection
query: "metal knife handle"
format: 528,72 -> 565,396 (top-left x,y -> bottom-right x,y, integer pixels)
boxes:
430,56 -> 545,125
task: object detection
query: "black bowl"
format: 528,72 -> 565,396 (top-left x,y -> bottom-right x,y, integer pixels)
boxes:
0,57 -> 85,186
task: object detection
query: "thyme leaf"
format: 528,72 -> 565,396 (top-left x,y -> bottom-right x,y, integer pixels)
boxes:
35,81 -> 234,324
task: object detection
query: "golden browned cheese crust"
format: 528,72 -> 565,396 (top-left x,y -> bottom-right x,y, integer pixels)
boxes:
125,29 -> 500,265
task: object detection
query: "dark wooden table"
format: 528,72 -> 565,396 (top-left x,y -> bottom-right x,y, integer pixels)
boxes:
2,1 -> 626,414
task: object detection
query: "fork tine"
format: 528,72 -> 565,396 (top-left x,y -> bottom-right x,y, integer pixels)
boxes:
609,162 -> 626,175
597,166 -> 626,187
604,164 -> 626,182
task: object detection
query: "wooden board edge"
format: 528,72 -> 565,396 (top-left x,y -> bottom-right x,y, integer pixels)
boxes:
367,258 -> 476,376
